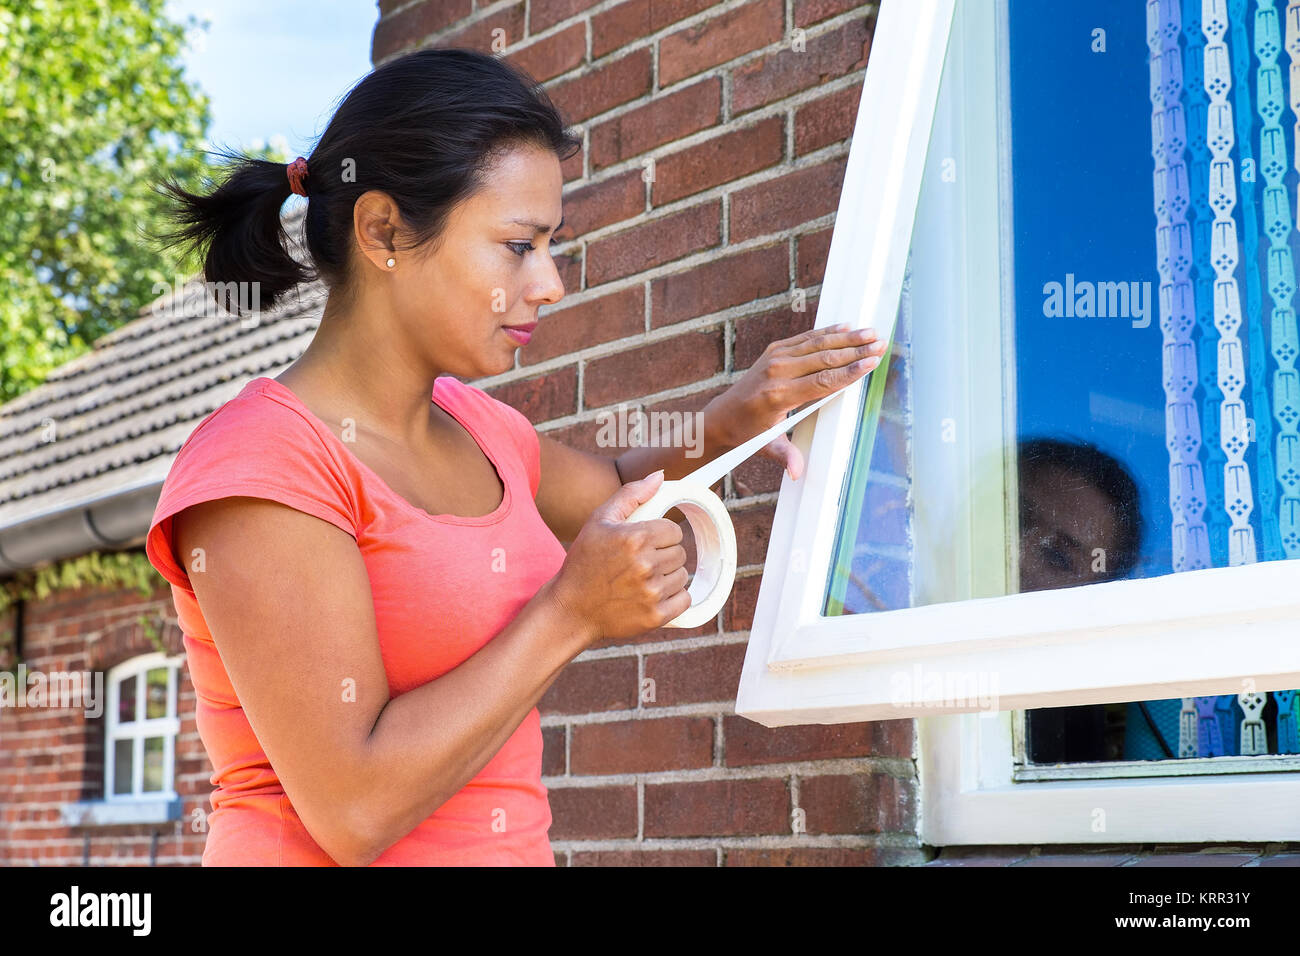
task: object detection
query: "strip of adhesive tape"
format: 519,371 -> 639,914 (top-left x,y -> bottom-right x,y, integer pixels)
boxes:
624,386 -> 850,628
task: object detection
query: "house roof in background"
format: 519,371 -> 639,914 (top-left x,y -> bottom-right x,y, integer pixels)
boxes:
0,208 -> 323,557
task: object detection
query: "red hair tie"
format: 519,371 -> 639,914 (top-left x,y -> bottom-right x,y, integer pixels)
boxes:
286,156 -> 309,196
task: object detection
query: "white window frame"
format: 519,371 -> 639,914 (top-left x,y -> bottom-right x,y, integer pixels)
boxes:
105,652 -> 183,803
735,0 -> 1300,843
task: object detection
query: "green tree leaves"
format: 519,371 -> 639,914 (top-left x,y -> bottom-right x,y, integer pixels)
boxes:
0,0 -> 215,400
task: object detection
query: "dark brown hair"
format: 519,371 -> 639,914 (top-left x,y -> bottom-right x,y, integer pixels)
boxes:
158,47 -> 580,312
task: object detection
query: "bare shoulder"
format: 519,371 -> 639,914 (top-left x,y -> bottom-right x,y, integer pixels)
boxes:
172,493 -> 385,866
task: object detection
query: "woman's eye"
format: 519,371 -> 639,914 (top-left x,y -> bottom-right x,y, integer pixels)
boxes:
1042,542 -> 1072,572
509,237 -> 561,257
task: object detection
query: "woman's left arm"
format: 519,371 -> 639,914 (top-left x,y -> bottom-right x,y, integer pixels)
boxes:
534,323 -> 886,544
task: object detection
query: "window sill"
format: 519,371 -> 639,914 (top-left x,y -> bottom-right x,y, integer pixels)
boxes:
60,796 -> 181,827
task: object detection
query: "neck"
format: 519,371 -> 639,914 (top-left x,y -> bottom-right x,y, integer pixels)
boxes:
278,291 -> 445,444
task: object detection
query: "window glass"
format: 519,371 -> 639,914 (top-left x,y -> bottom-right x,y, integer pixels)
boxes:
142,737 -> 165,792
145,667 -> 169,720
826,0 -> 1300,762
113,738 -> 133,795
117,672 -> 137,724
107,659 -> 178,798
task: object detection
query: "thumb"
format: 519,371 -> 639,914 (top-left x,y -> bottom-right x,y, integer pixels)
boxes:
762,435 -> 805,481
600,468 -> 667,521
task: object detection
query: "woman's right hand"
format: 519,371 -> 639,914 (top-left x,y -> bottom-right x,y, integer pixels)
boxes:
545,470 -> 692,643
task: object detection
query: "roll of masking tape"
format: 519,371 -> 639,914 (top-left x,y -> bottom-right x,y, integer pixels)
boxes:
624,385 -> 851,628
625,480 -> 737,629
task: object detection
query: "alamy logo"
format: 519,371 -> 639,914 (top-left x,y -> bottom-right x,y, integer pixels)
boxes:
150,275 -> 262,328
49,886 -> 151,936
1042,273 -> 1152,328
0,664 -> 103,718
594,404 -> 705,458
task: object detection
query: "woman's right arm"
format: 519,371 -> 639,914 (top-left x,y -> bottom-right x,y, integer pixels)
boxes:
173,475 -> 687,866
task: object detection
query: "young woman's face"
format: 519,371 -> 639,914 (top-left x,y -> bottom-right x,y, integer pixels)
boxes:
392,142 -> 566,379
1018,462 -> 1123,593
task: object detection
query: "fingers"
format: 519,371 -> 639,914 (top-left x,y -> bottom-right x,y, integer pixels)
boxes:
657,571 -> 694,620
656,564 -> 690,596
652,544 -> 689,576
635,515 -> 685,548
778,323 -> 883,358
765,329 -> 888,408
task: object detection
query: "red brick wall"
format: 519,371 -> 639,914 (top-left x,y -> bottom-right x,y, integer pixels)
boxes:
372,0 -> 923,865
0,581 -> 209,866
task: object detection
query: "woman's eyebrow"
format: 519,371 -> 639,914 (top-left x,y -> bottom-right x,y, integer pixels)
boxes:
506,214 -> 565,234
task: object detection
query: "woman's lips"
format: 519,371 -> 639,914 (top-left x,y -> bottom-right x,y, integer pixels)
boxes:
503,325 -> 535,346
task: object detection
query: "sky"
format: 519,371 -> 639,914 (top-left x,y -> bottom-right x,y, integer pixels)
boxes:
163,0 -> 379,160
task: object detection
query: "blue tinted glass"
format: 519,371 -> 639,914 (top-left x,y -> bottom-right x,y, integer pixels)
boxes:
826,0 -> 1300,763
1010,0 -> 1299,762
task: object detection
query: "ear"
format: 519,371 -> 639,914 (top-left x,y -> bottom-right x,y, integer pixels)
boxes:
352,190 -> 402,272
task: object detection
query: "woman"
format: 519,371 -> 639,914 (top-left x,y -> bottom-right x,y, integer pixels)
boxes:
147,47 -> 886,866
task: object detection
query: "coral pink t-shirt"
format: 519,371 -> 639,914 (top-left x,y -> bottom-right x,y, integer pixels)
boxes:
146,376 -> 566,866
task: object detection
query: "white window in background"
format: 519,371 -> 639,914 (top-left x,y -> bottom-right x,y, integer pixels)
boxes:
735,0 -> 1300,843
106,653 -> 182,802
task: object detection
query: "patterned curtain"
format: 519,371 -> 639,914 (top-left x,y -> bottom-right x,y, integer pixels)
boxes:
1147,0 -> 1300,756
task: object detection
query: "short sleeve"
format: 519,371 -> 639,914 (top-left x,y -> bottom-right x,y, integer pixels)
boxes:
146,390 -> 359,592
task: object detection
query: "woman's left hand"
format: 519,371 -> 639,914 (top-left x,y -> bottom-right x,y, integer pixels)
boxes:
703,322 -> 888,488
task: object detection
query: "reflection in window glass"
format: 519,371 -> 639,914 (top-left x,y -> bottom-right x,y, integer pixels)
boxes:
1014,0 -> 1299,763
142,737 -> 164,792
117,673 -> 137,724
823,274 -> 912,616
113,738 -> 133,795
145,667 -> 168,720
826,0 -> 1300,763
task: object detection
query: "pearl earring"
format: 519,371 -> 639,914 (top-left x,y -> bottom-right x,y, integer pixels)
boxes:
386,257 -> 396,268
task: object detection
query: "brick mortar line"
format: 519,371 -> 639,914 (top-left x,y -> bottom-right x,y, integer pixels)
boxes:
373,0 -> 425,25
565,2 -> 869,106
575,351 -> 585,414
24,597 -> 174,630
0,726 -> 126,739
505,0 -> 799,95
569,630 -> 748,661
720,33 -> 733,124
376,0 -> 537,65
574,694 -> 739,716
507,6 -> 594,53
633,132 -> 852,224
550,833 -> 923,852
0,738 -> 106,749
654,44 -> 867,131
649,6 -> 659,94
636,777 -> 644,841
543,702 -> 749,724
583,11 -> 591,73
540,756 -> 917,782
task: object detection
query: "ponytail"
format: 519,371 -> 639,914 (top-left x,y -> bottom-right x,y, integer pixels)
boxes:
156,148 -> 313,314
154,48 -> 580,317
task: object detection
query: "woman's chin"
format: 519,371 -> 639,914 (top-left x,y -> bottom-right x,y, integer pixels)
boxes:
490,347 -> 518,375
